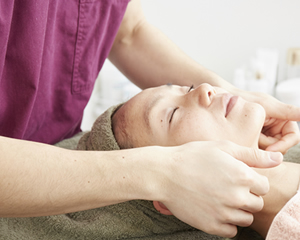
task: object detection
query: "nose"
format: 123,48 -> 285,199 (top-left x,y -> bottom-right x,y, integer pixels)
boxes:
189,83 -> 216,107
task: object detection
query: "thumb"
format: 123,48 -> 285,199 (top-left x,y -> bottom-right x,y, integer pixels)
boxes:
218,141 -> 283,168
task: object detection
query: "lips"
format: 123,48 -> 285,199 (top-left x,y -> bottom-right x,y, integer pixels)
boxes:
224,95 -> 238,117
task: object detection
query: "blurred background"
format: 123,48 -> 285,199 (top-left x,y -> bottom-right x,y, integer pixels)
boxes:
81,0 -> 300,131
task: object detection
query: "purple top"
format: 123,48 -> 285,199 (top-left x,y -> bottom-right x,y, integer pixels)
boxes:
0,0 -> 130,144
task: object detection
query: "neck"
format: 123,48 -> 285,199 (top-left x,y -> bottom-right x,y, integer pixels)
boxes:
250,162 -> 300,238
250,199 -> 279,238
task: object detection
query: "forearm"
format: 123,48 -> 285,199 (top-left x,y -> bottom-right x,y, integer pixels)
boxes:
0,137 -> 159,217
109,11 -> 234,90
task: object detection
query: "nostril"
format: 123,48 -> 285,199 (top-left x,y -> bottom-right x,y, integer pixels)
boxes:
208,91 -> 212,97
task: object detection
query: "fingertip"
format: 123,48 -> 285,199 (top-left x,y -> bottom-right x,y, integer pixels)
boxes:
280,104 -> 300,121
267,151 -> 283,165
219,224 -> 238,238
289,105 -> 300,121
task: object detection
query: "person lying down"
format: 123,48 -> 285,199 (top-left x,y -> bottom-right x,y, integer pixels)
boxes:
78,83 -> 300,240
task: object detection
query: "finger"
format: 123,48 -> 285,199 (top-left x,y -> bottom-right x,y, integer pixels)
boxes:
214,223 -> 238,238
218,141 -> 283,168
259,133 -> 279,150
266,134 -> 300,154
226,183 -> 265,212
248,171 -> 269,196
238,193 -> 264,213
263,119 -> 287,136
259,96 -> 300,121
272,103 -> 300,122
225,209 -> 254,227
265,122 -> 300,153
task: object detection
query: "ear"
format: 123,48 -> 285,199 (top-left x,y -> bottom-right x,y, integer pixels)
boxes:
153,201 -> 172,215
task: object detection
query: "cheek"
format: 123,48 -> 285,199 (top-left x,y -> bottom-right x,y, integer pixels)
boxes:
241,103 -> 265,130
169,114 -> 217,145
230,103 -> 265,147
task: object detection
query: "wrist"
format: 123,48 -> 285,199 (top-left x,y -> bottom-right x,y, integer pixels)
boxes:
109,146 -> 169,202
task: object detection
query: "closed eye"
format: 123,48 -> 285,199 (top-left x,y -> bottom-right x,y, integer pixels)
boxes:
169,85 -> 193,124
169,107 -> 179,123
187,85 -> 194,93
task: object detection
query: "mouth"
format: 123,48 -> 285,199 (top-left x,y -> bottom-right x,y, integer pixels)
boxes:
224,94 -> 238,117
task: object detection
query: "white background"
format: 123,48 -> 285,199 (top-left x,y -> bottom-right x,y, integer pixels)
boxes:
141,0 -> 300,82
81,0 -> 300,130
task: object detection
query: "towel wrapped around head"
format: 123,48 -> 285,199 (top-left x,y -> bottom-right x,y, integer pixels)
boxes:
77,104 -> 122,151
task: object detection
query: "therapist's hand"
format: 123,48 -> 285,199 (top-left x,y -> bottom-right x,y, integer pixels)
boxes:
260,118 -> 300,154
158,141 -> 282,238
232,90 -> 300,153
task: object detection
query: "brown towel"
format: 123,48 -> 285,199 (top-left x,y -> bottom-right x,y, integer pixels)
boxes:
77,104 -> 122,151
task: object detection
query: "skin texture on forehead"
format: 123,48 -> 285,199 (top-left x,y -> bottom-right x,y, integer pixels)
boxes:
143,94 -> 164,131
112,87 -> 159,149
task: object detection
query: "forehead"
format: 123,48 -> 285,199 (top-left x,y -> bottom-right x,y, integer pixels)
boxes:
119,85 -> 173,147
123,86 -> 164,124
124,85 -> 172,114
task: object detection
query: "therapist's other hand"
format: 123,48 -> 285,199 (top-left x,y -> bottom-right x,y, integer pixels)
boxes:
159,141 -> 282,238
232,90 -> 300,153
260,118 -> 300,154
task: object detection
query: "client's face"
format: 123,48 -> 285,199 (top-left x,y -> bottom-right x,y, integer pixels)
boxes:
114,84 -> 266,148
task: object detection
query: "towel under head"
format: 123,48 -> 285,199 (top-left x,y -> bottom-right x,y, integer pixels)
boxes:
77,104 -> 122,151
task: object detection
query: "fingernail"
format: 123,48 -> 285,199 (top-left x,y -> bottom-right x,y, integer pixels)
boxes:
269,152 -> 283,162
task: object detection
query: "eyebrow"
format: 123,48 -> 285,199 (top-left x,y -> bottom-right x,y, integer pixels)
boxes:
143,84 -> 172,130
